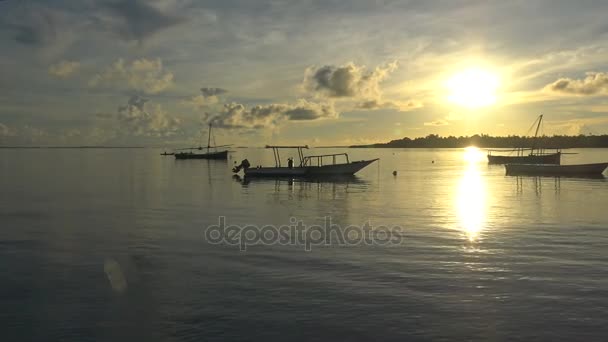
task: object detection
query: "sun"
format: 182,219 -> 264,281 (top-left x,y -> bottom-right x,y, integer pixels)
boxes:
446,68 -> 500,108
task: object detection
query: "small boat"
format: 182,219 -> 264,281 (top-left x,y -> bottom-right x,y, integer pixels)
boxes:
487,151 -> 561,165
175,150 -> 228,160
160,152 -> 174,156
174,123 -> 230,160
233,145 -> 378,177
487,115 -> 562,165
505,163 -> 608,176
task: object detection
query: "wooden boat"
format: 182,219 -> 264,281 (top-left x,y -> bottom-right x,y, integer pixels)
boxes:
174,123 -> 230,160
233,145 -> 378,177
488,151 -> 561,165
160,152 -> 174,156
505,163 -> 608,176
487,115 -> 561,165
175,150 -> 228,160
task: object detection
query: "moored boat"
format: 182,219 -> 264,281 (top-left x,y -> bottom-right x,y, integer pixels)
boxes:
487,115 -> 562,165
174,123 -> 230,160
175,150 -> 228,160
233,145 -> 378,177
488,151 -> 561,165
505,163 -> 608,176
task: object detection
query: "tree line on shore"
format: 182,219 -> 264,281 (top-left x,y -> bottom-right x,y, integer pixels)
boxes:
351,134 -> 608,148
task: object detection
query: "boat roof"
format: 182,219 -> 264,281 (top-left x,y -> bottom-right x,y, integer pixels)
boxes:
265,145 -> 309,149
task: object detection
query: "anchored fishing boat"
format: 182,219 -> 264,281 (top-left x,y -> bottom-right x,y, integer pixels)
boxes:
174,123 -> 230,160
505,162 -> 608,176
232,145 -> 378,177
487,115 -> 562,164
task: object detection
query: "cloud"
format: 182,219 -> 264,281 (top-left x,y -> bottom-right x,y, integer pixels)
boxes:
0,123 -> 17,137
284,99 -> 338,120
89,58 -> 174,94
8,6 -> 62,46
180,87 -> 228,110
211,100 -> 337,129
1,4 -> 80,58
48,61 -> 80,78
303,61 -> 420,112
356,99 -> 423,112
200,87 -> 228,97
180,94 -> 220,109
98,0 -> 184,42
304,61 -> 398,99
117,95 -> 182,136
181,87 -> 228,109
424,119 -> 449,127
544,72 -> 608,95
422,112 -> 463,127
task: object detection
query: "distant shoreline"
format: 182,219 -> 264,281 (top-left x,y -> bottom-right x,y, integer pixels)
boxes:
0,146 -> 146,149
349,134 -> 608,149
3,133 -> 608,149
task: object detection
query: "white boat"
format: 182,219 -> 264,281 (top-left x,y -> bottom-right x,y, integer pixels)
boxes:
233,145 -> 378,177
505,162 -> 608,176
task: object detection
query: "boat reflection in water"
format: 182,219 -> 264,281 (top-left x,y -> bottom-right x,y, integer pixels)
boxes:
232,174 -> 366,187
457,147 -> 487,242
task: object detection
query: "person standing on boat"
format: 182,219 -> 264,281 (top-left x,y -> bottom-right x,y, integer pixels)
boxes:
288,157 -> 294,169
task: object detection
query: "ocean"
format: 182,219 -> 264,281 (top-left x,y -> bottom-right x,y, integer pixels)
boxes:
1,147 -> 608,341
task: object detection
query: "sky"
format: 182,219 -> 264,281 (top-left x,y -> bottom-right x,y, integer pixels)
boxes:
1,0 -> 608,146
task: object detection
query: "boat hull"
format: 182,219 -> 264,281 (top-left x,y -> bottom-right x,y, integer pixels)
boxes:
175,150 -> 229,160
244,159 -> 378,177
505,162 -> 608,176
488,153 -> 561,165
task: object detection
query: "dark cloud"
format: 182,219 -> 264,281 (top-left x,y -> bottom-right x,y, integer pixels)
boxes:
100,0 -> 184,42
210,100 -> 337,129
8,6 -> 62,46
310,65 -> 357,97
302,62 -> 420,111
356,99 -> 422,112
284,100 -> 337,120
304,62 -> 397,99
200,87 -> 228,97
544,72 -> 608,95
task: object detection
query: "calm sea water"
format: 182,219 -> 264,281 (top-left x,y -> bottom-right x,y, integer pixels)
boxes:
1,147 -> 608,341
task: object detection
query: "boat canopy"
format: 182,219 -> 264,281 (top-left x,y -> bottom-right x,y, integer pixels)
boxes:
264,145 -> 308,167
262,145 -> 353,168
302,153 -> 350,167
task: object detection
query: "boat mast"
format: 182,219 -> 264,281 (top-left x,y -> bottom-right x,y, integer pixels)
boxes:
531,114 -> 543,153
207,123 -> 212,153
534,115 -> 543,139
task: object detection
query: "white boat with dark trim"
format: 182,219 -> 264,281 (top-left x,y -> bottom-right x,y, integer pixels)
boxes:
232,145 -> 378,177
505,162 -> 608,176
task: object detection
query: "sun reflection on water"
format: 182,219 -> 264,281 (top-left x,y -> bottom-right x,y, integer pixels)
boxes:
457,147 -> 487,242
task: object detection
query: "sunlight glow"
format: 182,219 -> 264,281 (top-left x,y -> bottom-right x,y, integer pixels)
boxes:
446,68 -> 500,108
463,146 -> 486,163
456,164 -> 486,242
